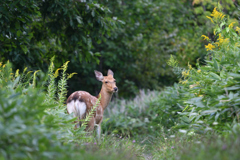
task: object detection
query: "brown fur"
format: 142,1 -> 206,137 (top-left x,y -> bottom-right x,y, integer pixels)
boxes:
66,70 -> 117,133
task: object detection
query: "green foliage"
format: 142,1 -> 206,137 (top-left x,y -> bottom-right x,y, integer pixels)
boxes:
0,0 -> 118,70
57,61 -> 70,107
102,90 -> 181,136
103,6 -> 240,136
178,131 -> 240,159
1,0 -> 239,98
45,57 -> 57,104
102,90 -> 158,136
173,8 -> 240,133
0,63 -> 64,159
73,0 -> 239,98
82,94 -> 101,129
150,125 -> 240,160
102,85 -> 186,136
0,60 -> 144,160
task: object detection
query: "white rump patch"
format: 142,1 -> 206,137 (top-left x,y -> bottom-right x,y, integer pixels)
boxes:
67,100 -> 87,127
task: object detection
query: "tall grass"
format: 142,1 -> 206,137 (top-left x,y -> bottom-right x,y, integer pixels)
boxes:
102,90 -> 164,136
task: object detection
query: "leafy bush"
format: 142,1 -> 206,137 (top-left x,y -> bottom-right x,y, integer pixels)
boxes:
0,62 -> 63,159
175,7 -> 240,133
103,6 -> 240,136
102,90 -> 160,136
0,60 -> 144,159
102,88 -> 183,136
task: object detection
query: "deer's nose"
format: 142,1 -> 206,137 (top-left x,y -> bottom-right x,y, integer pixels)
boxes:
114,87 -> 118,92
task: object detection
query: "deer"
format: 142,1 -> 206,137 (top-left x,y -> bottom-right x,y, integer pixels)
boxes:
66,69 -> 118,138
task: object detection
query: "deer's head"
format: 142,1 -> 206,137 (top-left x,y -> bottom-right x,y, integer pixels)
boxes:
94,69 -> 118,93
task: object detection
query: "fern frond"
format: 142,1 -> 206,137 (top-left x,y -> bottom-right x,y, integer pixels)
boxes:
33,70 -> 40,87
45,57 -> 57,105
81,94 -> 101,128
57,61 -> 70,107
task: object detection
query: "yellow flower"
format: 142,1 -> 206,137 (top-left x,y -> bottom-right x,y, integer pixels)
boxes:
205,43 -> 215,51
215,33 -> 229,46
15,69 -> 19,77
182,80 -> 188,84
196,82 -> 200,85
197,70 -> 201,73
67,72 -> 77,79
210,7 -> 225,20
3,64 -> 6,68
235,43 -> 240,47
229,22 -> 235,29
206,16 -> 214,23
221,15 -> 226,19
236,26 -> 240,33
188,63 -> 192,70
23,67 -> 28,73
54,68 -> 61,78
201,35 -> 210,41
182,70 -> 189,77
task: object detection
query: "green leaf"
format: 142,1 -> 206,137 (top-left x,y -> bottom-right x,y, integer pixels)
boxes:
201,109 -> 218,115
213,58 -> 220,71
91,10 -> 95,17
209,72 -> 221,80
226,85 -> 240,91
17,30 -> 21,37
229,73 -> 240,78
76,16 -> 82,24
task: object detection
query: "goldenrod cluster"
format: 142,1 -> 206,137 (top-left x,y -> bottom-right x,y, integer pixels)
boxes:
201,35 -> 210,41
205,43 -> 215,51
228,22 -> 235,29
188,63 -> 192,70
180,80 -> 188,84
207,7 -> 225,23
236,26 -> 240,33
182,70 -> 190,79
215,33 -> 229,46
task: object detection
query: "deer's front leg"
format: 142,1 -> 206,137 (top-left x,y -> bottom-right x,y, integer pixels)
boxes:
94,124 -> 101,139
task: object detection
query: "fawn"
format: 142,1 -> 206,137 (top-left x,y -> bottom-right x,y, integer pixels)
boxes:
66,69 -> 118,138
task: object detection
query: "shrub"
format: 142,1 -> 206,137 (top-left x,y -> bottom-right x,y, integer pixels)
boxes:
104,6 -> 240,135
0,60 -> 144,160
175,7 -> 240,133
102,88 -> 183,136
102,90 -> 160,136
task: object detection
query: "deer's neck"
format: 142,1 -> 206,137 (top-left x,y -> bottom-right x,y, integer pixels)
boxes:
97,88 -> 113,110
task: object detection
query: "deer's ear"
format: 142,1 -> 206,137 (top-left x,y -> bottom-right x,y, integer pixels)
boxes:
94,70 -> 104,81
107,69 -> 114,76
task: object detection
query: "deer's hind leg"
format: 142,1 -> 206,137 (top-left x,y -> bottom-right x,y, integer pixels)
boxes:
86,117 -> 95,132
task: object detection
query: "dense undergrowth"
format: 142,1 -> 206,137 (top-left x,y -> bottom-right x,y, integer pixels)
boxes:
1,6 -> 240,160
102,7 -> 240,159
0,60 -> 143,159
103,6 -> 240,136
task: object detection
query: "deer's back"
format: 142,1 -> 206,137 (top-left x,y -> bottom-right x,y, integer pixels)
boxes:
66,91 -> 103,125
67,91 -> 98,110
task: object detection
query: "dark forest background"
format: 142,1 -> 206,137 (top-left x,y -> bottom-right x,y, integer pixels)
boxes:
1,0 -> 239,98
